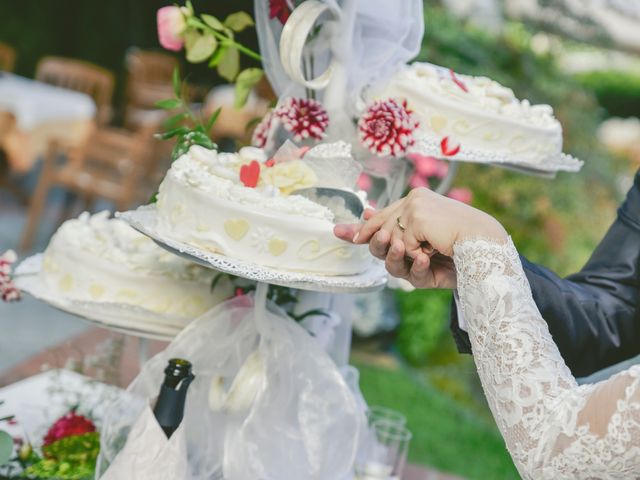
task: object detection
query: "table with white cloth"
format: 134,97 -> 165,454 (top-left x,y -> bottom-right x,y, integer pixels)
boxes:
0,73 -> 96,174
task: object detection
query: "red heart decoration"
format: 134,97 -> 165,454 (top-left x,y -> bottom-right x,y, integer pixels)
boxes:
240,160 -> 261,188
440,136 -> 461,157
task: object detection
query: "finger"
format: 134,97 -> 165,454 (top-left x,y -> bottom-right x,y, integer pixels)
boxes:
409,252 -> 434,288
355,200 -> 403,243
385,239 -> 410,279
334,223 -> 362,243
403,224 -> 424,259
363,208 -> 376,221
369,229 -> 391,259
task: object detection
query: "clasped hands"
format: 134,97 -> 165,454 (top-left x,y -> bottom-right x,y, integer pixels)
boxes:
334,188 -> 507,288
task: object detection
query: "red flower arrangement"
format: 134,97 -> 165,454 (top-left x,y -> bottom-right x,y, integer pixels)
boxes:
269,0 -> 292,25
358,99 -> 419,157
0,250 -> 20,302
43,410 -> 96,447
251,109 -> 277,149
274,97 -> 329,142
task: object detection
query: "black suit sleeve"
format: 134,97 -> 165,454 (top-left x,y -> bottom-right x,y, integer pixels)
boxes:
451,172 -> 640,378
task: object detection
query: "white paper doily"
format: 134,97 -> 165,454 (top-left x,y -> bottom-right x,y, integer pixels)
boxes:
117,206 -> 388,293
411,138 -> 583,177
14,254 -> 182,341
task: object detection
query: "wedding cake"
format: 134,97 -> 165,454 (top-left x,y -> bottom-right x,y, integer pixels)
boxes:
155,143 -> 370,275
42,211 -> 231,320
364,62 -> 581,172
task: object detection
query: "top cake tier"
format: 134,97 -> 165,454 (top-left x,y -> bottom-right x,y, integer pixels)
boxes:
364,62 -> 581,173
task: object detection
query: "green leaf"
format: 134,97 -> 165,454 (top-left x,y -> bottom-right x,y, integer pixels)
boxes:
0,430 -> 13,466
185,31 -> 218,64
149,191 -> 158,203
157,126 -> 189,140
201,14 -> 225,31
188,131 -> 217,149
234,68 -> 264,109
172,67 -> 181,99
184,0 -> 194,16
217,47 -> 240,82
245,116 -> 263,133
224,11 -> 255,32
163,112 -> 189,129
206,107 -> 222,132
154,98 -> 182,110
172,138 -> 191,161
208,45 -> 228,68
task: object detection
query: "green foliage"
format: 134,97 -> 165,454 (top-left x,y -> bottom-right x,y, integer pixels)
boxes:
184,8 -> 263,90
395,289 -> 452,366
356,363 -> 518,479
576,69 -> 640,118
24,432 -> 100,480
0,431 -> 11,467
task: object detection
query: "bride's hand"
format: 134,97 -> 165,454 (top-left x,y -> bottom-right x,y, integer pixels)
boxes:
334,188 -> 507,288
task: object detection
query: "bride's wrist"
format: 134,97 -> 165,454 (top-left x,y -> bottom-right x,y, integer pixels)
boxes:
455,215 -> 508,245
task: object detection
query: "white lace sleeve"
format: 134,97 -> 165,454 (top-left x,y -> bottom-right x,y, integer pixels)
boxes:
453,237 -> 640,479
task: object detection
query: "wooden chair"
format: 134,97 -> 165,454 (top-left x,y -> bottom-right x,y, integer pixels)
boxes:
35,56 -> 114,126
124,48 -> 178,129
19,125 -> 156,251
0,42 -> 16,72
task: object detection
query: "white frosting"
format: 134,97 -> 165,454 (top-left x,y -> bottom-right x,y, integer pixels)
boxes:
42,211 -> 231,322
156,145 -> 371,275
174,146 -> 334,221
367,62 -> 564,168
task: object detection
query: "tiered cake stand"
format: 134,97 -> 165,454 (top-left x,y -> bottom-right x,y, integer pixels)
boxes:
14,205 -> 387,367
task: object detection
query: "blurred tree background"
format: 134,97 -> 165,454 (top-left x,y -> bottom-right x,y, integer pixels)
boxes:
2,1 -> 637,478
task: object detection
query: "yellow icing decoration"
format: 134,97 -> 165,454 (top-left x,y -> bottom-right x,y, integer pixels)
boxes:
151,298 -> 171,313
430,115 -> 447,133
182,296 -> 206,317
261,160 -> 317,195
268,238 -> 288,256
197,223 -> 211,232
58,274 -> 73,292
297,239 -> 353,260
89,283 -> 105,299
224,219 -> 250,241
115,289 -> 138,300
43,256 -> 58,273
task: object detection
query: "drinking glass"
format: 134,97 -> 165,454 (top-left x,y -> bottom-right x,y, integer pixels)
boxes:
367,406 -> 407,427
355,419 -> 412,480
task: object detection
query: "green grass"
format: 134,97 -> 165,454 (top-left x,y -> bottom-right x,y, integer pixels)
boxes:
356,363 -> 519,480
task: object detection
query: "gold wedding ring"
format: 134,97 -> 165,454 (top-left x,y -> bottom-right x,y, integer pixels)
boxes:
396,216 -> 406,232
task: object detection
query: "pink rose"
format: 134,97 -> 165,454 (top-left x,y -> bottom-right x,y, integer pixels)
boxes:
409,173 -> 430,189
157,6 -> 186,52
447,187 -> 473,205
357,173 -> 373,192
408,153 -> 449,179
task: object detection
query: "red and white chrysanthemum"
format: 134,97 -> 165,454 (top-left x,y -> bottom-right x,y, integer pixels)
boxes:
0,250 -> 20,302
251,109 -> 278,150
274,97 -> 329,142
358,99 -> 419,157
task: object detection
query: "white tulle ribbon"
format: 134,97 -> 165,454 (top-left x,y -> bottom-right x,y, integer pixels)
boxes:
255,0 -> 424,102
279,0 -> 341,90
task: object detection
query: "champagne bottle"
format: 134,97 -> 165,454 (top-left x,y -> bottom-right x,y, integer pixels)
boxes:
153,358 -> 195,438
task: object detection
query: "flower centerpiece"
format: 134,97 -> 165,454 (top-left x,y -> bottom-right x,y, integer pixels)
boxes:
0,409 -> 99,480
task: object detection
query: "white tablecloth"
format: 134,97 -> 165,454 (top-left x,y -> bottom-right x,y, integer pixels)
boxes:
0,369 -> 121,442
0,73 -> 95,130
